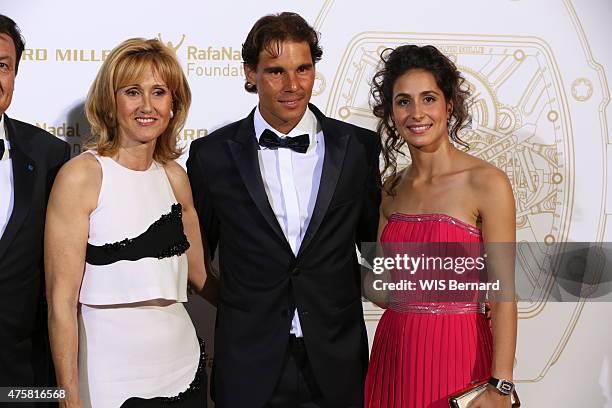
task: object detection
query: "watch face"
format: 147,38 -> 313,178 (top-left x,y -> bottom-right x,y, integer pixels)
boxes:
499,380 -> 515,395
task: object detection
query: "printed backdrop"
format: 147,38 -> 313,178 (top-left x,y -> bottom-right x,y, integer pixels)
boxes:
4,0 -> 612,406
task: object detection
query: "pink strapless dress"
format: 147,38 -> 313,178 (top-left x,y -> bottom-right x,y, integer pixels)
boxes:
364,213 -> 493,408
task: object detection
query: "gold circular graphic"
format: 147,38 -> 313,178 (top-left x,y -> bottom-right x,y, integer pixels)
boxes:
552,172 -> 563,184
497,107 -> 518,131
547,111 -> 559,122
514,49 -> 526,61
338,106 -> 350,119
544,234 -> 556,245
571,78 -> 593,101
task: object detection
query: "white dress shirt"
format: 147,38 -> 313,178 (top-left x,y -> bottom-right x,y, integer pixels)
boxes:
254,106 -> 325,338
0,115 -> 14,238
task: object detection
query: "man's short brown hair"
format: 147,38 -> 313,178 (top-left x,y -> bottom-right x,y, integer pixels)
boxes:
241,12 -> 322,93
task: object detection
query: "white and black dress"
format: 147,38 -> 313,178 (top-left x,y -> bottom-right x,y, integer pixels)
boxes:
77,152 -> 206,408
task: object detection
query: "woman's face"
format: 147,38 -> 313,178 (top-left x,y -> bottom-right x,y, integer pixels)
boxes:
390,68 -> 452,149
115,66 -> 173,148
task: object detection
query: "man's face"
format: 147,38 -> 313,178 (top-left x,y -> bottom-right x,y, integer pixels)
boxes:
245,40 -> 315,135
0,33 -> 16,116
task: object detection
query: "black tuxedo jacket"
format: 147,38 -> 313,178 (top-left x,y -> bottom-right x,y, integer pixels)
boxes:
187,104 -> 381,408
0,114 -> 70,390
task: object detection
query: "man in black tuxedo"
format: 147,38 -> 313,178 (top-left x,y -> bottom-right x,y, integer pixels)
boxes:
187,12 -> 380,408
0,14 -> 70,396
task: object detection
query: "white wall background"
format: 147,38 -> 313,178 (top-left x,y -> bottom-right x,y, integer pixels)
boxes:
3,0 -> 611,406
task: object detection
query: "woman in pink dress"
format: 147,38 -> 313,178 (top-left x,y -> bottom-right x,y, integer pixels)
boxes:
364,45 -> 517,408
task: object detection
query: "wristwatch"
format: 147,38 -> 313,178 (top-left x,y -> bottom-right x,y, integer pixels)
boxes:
488,377 -> 515,395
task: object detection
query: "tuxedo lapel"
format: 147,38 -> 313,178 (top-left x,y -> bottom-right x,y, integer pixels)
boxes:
298,105 -> 349,257
0,116 -> 37,260
227,110 -> 292,252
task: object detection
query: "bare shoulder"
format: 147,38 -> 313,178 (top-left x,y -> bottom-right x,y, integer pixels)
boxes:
467,156 -> 512,196
55,152 -> 100,189
162,160 -> 192,203
452,149 -> 508,191
163,160 -> 188,182
51,152 -> 101,211
461,153 -> 515,218
459,153 -> 516,239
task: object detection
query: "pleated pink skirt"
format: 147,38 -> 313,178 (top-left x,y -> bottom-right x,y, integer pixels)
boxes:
365,309 -> 493,408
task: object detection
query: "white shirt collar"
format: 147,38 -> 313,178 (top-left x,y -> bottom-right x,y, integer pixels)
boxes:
254,105 -> 320,153
0,115 -> 9,160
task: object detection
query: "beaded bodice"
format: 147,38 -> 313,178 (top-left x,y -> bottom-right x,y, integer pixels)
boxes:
382,213 -> 482,242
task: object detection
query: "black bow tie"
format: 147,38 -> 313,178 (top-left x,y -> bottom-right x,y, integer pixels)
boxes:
0,139 -> 5,160
258,129 -> 310,154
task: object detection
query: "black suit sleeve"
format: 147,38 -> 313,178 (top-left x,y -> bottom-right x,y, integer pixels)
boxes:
356,133 -> 381,251
187,143 -> 220,261
46,141 -> 71,201
62,142 -> 71,162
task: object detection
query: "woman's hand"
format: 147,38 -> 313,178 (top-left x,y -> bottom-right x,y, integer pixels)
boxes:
467,386 -> 512,408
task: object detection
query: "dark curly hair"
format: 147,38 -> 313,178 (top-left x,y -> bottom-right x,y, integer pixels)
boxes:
241,12 -> 323,93
371,44 -> 471,195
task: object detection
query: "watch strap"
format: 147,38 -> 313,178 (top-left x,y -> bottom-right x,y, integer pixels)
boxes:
488,377 -> 515,395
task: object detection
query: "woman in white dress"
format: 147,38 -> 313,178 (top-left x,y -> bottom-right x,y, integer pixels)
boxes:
45,38 -> 217,408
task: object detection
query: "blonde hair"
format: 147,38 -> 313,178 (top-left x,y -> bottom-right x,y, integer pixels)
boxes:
85,38 -> 191,163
